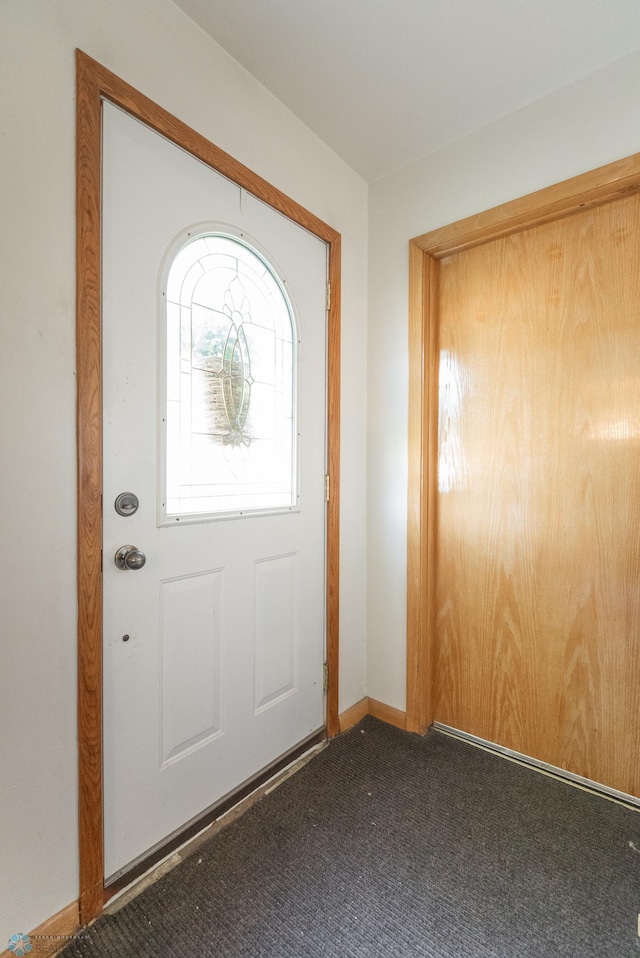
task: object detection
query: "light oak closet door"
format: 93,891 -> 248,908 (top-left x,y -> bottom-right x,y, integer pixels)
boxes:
434,192 -> 640,797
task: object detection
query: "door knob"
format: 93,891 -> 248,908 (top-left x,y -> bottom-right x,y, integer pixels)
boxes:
114,544 -> 147,570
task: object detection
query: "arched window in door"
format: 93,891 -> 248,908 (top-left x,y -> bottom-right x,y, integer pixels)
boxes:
161,231 -> 297,521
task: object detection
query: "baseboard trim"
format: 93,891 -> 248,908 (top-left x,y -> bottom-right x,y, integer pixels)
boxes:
368,697 -> 407,730
0,901 -> 81,958
339,697 -> 407,733
339,697 -> 370,731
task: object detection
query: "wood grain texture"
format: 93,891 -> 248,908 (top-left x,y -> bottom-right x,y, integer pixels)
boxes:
368,698 -> 407,731
76,50 -> 104,925
0,901 -> 80,958
424,255 -> 440,733
339,697 -> 408,732
412,150 -> 640,258
433,193 -> 640,797
76,49 -> 342,919
326,234 -> 342,738
406,246 -> 438,733
406,243 -> 426,732
339,697 -> 369,732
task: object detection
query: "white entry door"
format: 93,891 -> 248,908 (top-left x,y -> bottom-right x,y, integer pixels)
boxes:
102,103 -> 327,880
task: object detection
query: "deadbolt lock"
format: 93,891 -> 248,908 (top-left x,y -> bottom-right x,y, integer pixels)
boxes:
114,492 -> 139,517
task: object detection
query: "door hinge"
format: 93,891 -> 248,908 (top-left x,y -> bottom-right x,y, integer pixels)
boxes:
323,662 -> 329,691
324,473 -> 330,502
326,281 -> 331,311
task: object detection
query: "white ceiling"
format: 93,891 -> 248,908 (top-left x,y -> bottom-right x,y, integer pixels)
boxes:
172,0 -> 640,182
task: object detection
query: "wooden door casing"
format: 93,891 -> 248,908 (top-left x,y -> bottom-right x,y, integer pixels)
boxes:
407,155 -> 640,799
76,50 -> 342,923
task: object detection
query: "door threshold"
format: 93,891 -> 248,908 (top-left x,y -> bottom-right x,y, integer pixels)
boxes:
433,723 -> 640,812
104,728 -> 327,909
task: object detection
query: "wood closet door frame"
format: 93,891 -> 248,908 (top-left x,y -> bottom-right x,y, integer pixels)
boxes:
406,152 -> 640,735
76,50 -> 342,924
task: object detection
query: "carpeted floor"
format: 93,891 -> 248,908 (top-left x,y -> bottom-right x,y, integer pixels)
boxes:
61,717 -> 640,957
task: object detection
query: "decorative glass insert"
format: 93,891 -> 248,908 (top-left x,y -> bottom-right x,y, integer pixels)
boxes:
162,232 -> 297,520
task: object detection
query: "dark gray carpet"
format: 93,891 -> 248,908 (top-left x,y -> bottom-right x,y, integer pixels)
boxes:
61,717 -> 640,957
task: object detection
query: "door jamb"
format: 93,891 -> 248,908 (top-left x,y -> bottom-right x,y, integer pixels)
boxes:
406,152 -> 640,735
76,50 -> 342,924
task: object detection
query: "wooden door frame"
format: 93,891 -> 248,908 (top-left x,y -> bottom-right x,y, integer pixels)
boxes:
406,151 -> 640,735
76,50 -> 342,923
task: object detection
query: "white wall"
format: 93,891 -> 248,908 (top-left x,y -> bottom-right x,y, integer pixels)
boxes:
367,50 -> 640,711
5,0 -> 640,938
0,0 -> 367,941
